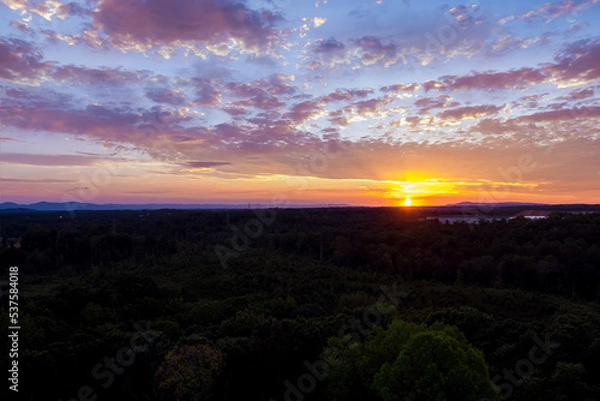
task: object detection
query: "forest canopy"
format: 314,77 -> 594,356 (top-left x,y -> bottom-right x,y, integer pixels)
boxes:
0,208 -> 598,400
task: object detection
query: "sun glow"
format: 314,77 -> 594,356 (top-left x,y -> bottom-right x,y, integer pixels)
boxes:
403,197 -> 413,207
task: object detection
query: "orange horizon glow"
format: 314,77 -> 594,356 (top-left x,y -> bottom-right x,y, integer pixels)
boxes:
2,167 -> 599,207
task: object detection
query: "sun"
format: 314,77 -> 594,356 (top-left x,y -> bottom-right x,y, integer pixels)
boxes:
403,197 -> 413,207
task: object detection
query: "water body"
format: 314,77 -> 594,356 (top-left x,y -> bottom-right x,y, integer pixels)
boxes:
424,216 -> 506,224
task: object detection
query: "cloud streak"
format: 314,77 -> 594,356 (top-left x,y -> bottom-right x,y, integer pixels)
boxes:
92,0 -> 282,56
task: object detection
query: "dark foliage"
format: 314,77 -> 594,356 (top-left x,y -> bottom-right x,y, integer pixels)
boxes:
0,208 -> 599,400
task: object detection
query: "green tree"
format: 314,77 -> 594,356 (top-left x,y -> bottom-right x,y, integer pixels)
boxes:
323,319 -> 420,401
323,320 -> 499,401
154,343 -> 225,401
373,325 -> 498,401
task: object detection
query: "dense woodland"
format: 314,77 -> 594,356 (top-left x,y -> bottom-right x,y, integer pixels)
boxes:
1,207 -> 599,400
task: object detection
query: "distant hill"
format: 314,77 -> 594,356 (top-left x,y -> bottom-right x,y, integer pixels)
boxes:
0,201 -> 351,211
0,201 -> 598,212
447,202 -> 600,210
0,202 -> 23,209
448,202 -> 544,207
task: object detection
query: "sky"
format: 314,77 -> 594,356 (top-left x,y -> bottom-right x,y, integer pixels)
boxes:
0,0 -> 599,207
